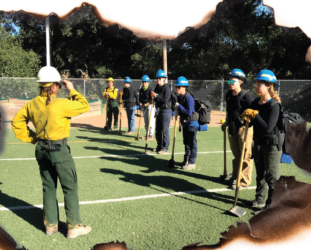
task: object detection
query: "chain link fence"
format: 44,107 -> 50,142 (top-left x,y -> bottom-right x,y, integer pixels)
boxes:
1,78 -> 311,121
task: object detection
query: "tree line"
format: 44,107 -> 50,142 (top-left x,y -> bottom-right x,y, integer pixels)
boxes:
1,0 -> 310,80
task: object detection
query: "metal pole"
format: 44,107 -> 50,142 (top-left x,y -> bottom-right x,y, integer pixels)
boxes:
84,79 -> 86,97
45,17 -> 50,66
220,79 -> 224,112
163,39 -> 167,83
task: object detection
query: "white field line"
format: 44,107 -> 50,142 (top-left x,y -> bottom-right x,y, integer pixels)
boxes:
0,151 -> 231,161
0,186 -> 256,211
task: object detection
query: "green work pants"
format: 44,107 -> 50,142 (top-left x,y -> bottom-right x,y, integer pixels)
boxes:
253,144 -> 282,207
35,140 -> 81,229
107,101 -> 119,129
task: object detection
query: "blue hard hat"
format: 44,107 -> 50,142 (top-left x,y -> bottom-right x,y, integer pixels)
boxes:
255,69 -> 279,86
229,69 -> 247,82
174,76 -> 189,87
141,75 -> 150,82
155,69 -> 167,78
124,76 -> 132,83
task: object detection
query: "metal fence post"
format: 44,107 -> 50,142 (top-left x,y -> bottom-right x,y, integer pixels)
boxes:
278,80 -> 281,94
84,79 -> 86,97
220,79 -> 224,112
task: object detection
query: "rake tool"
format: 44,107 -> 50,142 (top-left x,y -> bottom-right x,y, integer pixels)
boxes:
168,112 -> 178,168
119,91 -> 123,134
228,120 -> 249,217
136,107 -> 143,140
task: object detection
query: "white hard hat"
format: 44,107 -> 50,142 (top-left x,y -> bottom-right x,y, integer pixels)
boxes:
36,66 -> 61,83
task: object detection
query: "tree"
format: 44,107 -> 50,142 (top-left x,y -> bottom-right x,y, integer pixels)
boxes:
0,25 -> 41,98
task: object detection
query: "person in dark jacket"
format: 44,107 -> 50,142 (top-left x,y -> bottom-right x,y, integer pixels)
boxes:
122,77 -> 136,134
240,69 -> 282,211
152,69 -> 172,154
221,69 -> 254,189
139,75 -> 155,139
174,76 -> 199,170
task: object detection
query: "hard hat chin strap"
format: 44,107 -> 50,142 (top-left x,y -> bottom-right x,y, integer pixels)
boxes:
39,82 -> 54,87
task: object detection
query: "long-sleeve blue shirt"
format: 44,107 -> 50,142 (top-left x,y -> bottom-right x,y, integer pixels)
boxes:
177,93 -> 199,127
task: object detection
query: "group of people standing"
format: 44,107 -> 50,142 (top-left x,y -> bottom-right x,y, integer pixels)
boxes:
103,69 -> 200,170
11,65 -> 284,238
223,68 -> 283,211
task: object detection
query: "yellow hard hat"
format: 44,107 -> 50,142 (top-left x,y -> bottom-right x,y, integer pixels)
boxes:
106,77 -> 115,83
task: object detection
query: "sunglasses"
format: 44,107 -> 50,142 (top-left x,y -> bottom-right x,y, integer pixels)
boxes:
227,80 -> 239,84
254,83 -> 266,88
175,86 -> 182,89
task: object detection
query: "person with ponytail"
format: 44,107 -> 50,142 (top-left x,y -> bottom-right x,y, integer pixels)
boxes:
240,69 -> 282,211
12,66 -> 91,239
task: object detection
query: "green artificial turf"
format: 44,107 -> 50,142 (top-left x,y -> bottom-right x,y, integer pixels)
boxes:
0,126 -> 311,250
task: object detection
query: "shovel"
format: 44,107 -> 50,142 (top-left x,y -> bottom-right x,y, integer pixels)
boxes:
228,121 -> 249,217
136,107 -> 143,140
103,99 -> 109,131
219,126 -> 228,181
144,99 -> 154,153
119,91 -> 123,134
168,112 -> 178,168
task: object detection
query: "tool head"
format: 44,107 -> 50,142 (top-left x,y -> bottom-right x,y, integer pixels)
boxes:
228,206 -> 246,217
167,158 -> 175,168
135,137 -> 140,141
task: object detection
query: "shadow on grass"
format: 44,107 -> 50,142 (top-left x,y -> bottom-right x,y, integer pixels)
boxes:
0,183 -> 45,234
100,168 -> 248,210
84,145 -> 227,184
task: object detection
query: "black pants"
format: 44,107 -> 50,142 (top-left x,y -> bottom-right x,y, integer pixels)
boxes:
155,109 -> 172,152
254,144 -> 282,207
182,126 -> 198,164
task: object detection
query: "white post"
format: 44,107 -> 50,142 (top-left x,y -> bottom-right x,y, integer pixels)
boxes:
220,79 -> 224,112
163,39 -> 167,83
45,17 -> 50,66
84,79 -> 86,97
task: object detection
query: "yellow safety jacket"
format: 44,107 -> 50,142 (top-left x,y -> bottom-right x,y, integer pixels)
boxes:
103,87 -> 117,100
11,89 -> 90,144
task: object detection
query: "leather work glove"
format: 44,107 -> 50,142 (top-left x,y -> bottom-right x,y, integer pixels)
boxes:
119,100 -> 123,104
175,102 -> 180,109
150,91 -> 158,99
241,109 -> 259,118
105,92 -> 110,98
145,102 -> 150,107
240,109 -> 259,123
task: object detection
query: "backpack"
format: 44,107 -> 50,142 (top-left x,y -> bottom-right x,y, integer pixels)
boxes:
268,98 -> 304,154
134,89 -> 139,106
183,92 -> 212,125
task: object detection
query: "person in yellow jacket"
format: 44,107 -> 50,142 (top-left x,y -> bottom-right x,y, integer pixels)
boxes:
102,77 -> 119,130
11,66 -> 91,239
